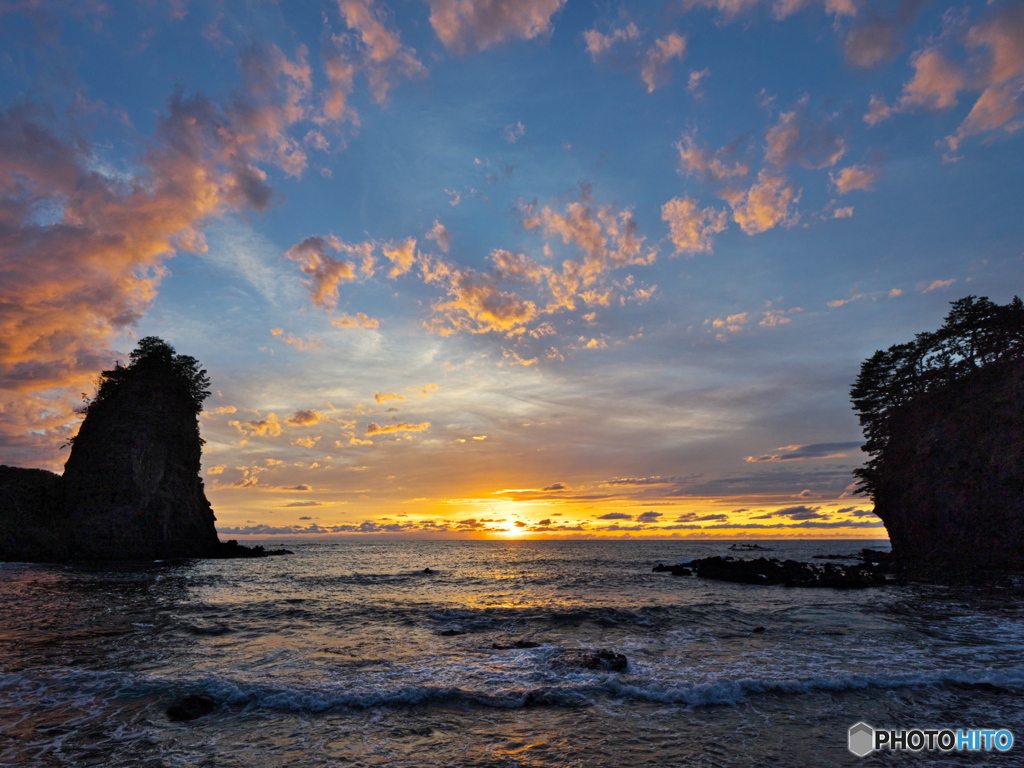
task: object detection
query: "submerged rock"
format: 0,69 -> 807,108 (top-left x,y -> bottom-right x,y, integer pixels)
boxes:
551,648 -> 628,672
166,693 -> 218,722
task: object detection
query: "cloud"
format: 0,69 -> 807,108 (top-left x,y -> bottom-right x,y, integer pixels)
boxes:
333,312 -> 381,329
832,206 -> 854,219
863,21 -> 1022,135
383,238 -> 418,277
206,466 -> 226,474
596,512 -> 633,520
374,392 -> 406,403
365,421 -> 431,435
687,68 -> 710,97
284,236 -> 373,308
681,0 -> 855,22
941,3 -> 1024,153
425,263 -> 540,336
921,278 -> 955,293
759,306 -> 802,327
744,441 -> 864,462
831,164 -> 879,194
584,22 -> 640,59
335,0 -> 427,103
675,132 -> 749,183
503,120 -> 526,143
424,0 -> 566,55
640,33 -> 687,93
281,501 -> 324,507
286,409 -> 324,426
843,0 -> 927,69
752,504 -> 825,520
675,512 -> 730,522
607,476 -> 680,486
636,510 -> 663,522
425,220 -> 451,252
229,413 -> 283,438
270,328 -> 323,351
764,98 -> 846,169
661,196 -> 729,254
724,170 -> 800,235
543,483 -> 567,491
706,312 -> 750,334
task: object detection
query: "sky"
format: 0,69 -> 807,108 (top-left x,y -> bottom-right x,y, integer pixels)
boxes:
1,0 -> 1022,540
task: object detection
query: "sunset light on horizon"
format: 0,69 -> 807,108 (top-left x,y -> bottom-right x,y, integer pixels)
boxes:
2,0 -> 1023,540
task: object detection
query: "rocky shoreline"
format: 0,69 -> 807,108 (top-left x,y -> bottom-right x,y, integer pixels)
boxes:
654,550 -> 891,589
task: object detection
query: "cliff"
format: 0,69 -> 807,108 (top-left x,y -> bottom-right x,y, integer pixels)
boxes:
58,358 -> 222,560
0,337 -> 283,562
871,359 -> 1024,572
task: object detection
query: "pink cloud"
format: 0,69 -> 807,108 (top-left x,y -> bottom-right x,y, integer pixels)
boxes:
425,0 -> 566,55
640,33 -> 687,93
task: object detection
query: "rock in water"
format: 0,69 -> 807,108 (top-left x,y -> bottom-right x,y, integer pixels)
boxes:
60,342 -> 220,560
166,693 -> 218,722
873,360 -> 1024,572
0,337 -> 279,562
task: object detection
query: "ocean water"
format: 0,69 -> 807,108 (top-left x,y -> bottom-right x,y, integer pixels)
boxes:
2,538 -> 1024,767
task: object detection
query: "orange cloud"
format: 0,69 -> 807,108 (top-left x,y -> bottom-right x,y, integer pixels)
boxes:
284,236 -> 374,308
230,413 -> 283,437
336,0 -> 427,102
0,42 -> 318,462
425,0 -> 567,55
675,131 -> 749,182
332,312 -> 381,329
374,392 -> 406,403
383,238 -> 418,277
831,164 -> 879,194
270,328 -> 323,351
287,409 -> 324,426
725,170 -> 800,235
661,196 -> 728,254
365,421 -> 431,435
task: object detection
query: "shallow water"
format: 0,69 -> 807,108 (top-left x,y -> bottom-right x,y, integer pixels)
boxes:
2,539 -> 1023,766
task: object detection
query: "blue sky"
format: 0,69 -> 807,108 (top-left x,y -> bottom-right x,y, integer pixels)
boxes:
1,0 -> 1021,538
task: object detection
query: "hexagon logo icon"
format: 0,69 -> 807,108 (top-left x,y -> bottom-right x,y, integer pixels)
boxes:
848,722 -> 875,757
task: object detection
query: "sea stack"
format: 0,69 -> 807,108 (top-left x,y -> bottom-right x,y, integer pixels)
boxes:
851,296 -> 1024,574
0,337 -> 259,562
870,359 -> 1024,571
58,338 -> 221,560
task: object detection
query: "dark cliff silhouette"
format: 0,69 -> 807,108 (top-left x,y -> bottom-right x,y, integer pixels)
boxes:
851,296 -> 1024,572
0,337 -> 287,562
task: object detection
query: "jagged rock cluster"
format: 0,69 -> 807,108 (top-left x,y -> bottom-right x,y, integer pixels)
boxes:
0,338 -> 286,562
655,555 -> 887,589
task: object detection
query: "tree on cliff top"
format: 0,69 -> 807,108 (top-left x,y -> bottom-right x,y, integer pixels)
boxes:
82,336 -> 211,416
851,295 -> 1024,498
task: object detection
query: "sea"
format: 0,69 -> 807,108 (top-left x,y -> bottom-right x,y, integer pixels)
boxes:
3,538 -> 1024,767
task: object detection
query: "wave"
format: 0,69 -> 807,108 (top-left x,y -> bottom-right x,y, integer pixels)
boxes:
6,665 -> 1023,716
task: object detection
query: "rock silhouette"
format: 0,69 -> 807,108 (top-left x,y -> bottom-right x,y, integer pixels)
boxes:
872,359 -> 1024,572
852,296 -> 1024,574
0,337 -> 287,562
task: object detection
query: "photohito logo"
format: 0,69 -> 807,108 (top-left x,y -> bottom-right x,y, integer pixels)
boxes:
848,722 -> 1014,756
